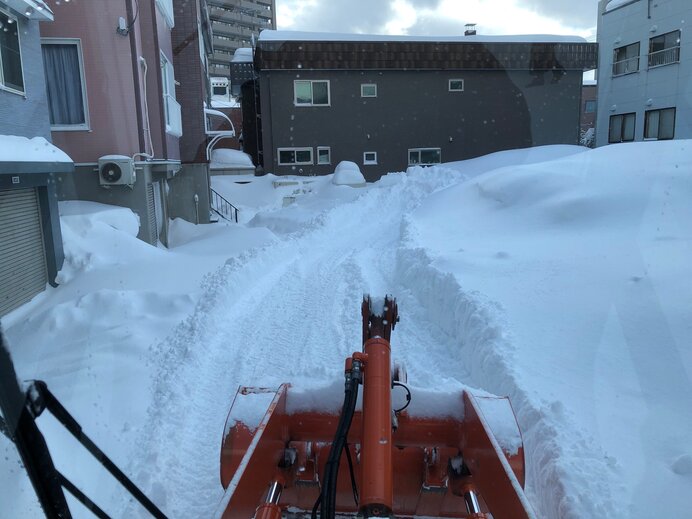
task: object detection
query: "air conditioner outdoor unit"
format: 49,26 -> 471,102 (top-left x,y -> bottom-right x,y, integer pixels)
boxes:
98,155 -> 136,187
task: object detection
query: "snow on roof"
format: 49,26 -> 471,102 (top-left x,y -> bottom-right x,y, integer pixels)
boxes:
605,0 -> 639,12
0,135 -> 72,163
259,30 -> 587,44
210,148 -> 254,168
211,96 -> 240,109
232,47 -> 253,63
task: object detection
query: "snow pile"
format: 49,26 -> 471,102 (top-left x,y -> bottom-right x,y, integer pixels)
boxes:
403,140 -> 692,518
332,161 -> 367,187
210,148 -> 254,169
0,135 -> 72,163
443,144 -> 587,179
57,201 -> 148,283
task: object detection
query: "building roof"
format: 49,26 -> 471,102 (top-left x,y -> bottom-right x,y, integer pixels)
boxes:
256,31 -> 598,72
259,30 -> 588,44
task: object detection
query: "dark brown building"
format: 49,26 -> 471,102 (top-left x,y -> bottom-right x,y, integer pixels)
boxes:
252,31 -> 599,181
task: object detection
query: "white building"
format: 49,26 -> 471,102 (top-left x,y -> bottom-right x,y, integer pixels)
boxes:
596,0 -> 691,146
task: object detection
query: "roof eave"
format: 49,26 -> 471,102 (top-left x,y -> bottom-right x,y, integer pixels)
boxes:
1,0 -> 54,21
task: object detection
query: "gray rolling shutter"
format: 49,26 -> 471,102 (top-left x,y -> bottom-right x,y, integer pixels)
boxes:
0,188 -> 48,317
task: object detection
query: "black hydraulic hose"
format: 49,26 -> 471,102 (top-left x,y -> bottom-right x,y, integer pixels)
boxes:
323,382 -> 357,518
344,443 -> 359,506
319,371 -> 360,519
328,387 -> 357,515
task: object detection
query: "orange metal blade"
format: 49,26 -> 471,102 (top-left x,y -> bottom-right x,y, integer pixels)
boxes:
215,385 -> 289,519
461,392 -> 536,519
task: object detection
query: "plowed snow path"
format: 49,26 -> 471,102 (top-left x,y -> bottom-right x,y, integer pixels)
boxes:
121,170 -> 612,518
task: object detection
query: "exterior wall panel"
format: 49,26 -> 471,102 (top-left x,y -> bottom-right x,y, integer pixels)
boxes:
0,13 -> 51,140
40,0 -> 142,162
596,0 -> 692,145
261,69 -> 583,181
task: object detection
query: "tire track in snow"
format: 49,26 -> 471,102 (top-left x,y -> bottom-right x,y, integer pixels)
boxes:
120,170 -> 470,518
121,167 -> 608,518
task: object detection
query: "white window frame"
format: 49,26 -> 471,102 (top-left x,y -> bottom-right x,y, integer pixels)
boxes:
361,83 -> 377,97
0,8 -> 26,96
408,147 -> 442,166
363,152 -> 378,165
155,0 -> 175,28
277,147 -> 314,166
160,51 -> 182,137
293,79 -> 331,106
317,146 -> 331,165
41,38 -> 90,131
448,79 -> 464,92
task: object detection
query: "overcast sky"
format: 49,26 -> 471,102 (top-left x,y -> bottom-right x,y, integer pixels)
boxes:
276,0 -> 599,41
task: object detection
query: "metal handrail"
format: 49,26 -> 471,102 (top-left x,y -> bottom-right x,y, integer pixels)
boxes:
210,187 -> 239,223
648,46 -> 680,68
612,56 -> 639,76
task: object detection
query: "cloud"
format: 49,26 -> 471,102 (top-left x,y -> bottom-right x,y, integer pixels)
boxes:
277,0 -> 444,34
522,0 -> 600,30
277,0 -> 397,34
276,0 -> 598,37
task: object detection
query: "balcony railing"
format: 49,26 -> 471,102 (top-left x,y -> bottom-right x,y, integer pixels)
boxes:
612,56 -> 639,76
648,46 -> 680,68
164,94 -> 182,137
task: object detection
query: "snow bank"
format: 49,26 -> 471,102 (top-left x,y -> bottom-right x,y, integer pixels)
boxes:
0,135 -> 72,163
442,144 -> 587,180
404,140 -> 692,518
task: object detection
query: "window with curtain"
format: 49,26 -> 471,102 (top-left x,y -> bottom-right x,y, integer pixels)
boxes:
0,11 -> 24,93
42,41 -> 88,129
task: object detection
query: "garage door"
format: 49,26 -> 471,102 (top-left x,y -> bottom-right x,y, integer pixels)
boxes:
0,188 -> 48,317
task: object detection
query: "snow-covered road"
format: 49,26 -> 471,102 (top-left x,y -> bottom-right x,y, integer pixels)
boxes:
3,143 -> 690,519
122,164 -> 613,518
125,168 -> 480,517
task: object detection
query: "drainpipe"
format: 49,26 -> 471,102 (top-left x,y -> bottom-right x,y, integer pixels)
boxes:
194,194 -> 199,224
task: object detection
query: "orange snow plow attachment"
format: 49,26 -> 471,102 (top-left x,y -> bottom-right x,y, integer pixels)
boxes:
216,296 -> 537,519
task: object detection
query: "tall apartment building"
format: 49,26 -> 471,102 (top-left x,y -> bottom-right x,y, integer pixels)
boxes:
207,0 -> 276,78
596,0 -> 691,146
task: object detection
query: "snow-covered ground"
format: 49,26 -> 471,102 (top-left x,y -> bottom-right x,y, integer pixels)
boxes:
1,142 -> 691,518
